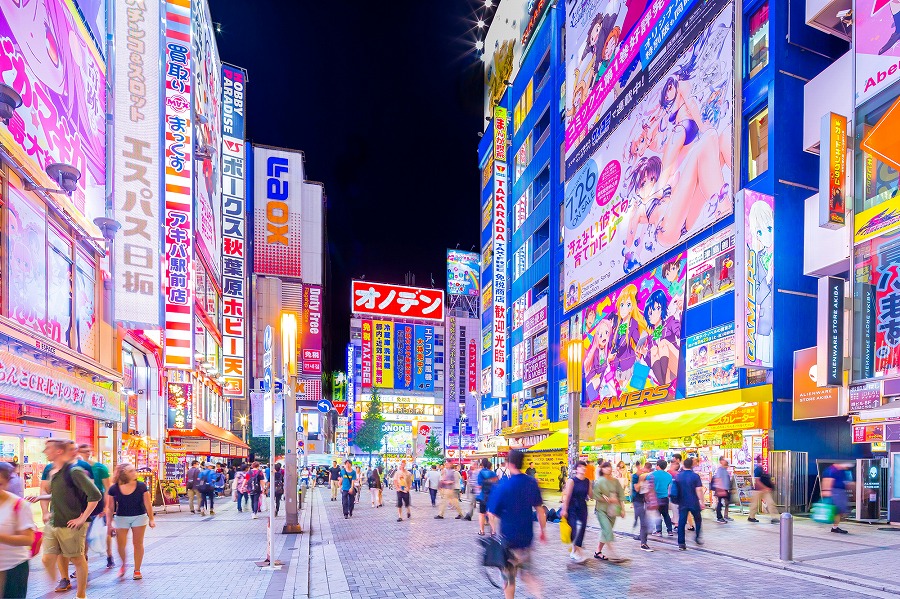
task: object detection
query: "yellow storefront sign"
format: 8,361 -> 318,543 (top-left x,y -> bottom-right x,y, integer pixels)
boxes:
854,193 -> 900,244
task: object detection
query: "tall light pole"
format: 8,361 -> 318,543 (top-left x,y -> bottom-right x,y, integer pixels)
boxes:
566,340 -> 584,471
239,415 -> 247,443
281,312 -> 301,534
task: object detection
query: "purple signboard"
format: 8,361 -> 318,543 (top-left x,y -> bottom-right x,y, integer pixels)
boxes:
523,350 -> 548,389
523,297 -> 548,339
849,382 -> 882,412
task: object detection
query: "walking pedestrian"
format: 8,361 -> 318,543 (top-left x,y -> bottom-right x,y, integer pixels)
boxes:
368,467 -> 384,507
713,457 -> 732,523
673,457 -> 704,550
213,465 -> 226,497
272,464 -> 285,517
392,460 -> 413,521
0,461 -> 36,598
40,440 -> 101,597
106,464 -> 154,580
77,443 -> 114,568
186,460 -> 201,514
593,461 -> 626,562
486,449 -> 546,599
425,465 -> 440,506
651,459 -> 674,537
822,462 -> 853,534
245,462 -> 266,519
475,459 -> 498,536
558,462 -> 567,493
666,455 -> 682,529
329,461 -> 341,502
748,456 -> 779,523
354,466 -> 363,504
464,463 -> 479,520
435,463 -> 463,519
560,460 -> 591,563
340,460 -> 357,519
300,466 -> 310,489
234,464 -> 248,512
5,462 -> 24,498
197,463 -> 218,516
632,460 -> 658,552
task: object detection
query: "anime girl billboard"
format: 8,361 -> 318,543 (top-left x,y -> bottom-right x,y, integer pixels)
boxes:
735,190 -> 774,368
563,6 -> 734,311
0,0 -> 106,237
580,252 -> 686,411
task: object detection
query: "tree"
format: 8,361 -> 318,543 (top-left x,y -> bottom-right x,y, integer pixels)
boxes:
423,433 -> 443,463
249,434 -> 285,462
354,388 -> 386,467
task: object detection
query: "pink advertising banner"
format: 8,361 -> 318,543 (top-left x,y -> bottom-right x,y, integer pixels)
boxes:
302,285 -> 323,375
735,190 -> 774,368
0,0 -> 107,238
580,251 -> 687,412
856,0 -> 900,106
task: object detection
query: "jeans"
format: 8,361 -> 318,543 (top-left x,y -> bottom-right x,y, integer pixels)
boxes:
677,505 -> 702,546
715,494 -> 729,520
250,492 -> 262,513
634,500 -> 651,544
235,491 -> 248,512
2,559 -> 28,599
275,492 -> 283,515
569,506 -> 588,548
341,490 -> 355,516
428,488 -> 437,506
200,489 -> 214,511
656,498 -> 673,533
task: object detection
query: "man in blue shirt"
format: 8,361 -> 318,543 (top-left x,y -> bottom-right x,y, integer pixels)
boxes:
651,459 -> 674,536
476,459 -> 498,536
822,462 -> 853,534
488,449 -> 546,599
673,457 -> 704,550
340,460 -> 357,519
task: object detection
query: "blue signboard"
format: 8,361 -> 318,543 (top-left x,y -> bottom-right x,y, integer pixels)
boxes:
414,325 -> 435,392
395,324 -> 414,390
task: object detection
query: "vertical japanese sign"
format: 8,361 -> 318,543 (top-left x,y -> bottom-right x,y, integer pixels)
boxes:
394,324 -> 414,391
415,325 -> 435,392
854,234 -> 900,379
114,0 -> 161,327
360,320 -> 373,388
302,285 -> 323,374
492,105 -> 509,398
163,0 -> 194,370
820,113 -> 847,229
346,343 -> 356,405
373,321 -> 394,388
817,276 -> 845,387
220,64 -> 247,397
735,190 -> 774,368
468,338 -> 478,394
166,382 -> 194,430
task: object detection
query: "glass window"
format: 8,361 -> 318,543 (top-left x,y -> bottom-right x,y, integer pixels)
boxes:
513,81 -> 533,132
74,252 -> 97,356
748,2 -> 769,78
855,95 -> 900,214
47,228 -> 73,346
747,107 -> 769,180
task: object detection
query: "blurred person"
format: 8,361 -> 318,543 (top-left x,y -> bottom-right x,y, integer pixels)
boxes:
713,457 -> 732,523
673,457 -> 704,550
487,449 -> 546,599
0,461 -> 36,598
633,461 -> 656,552
425,465 -> 441,506
748,456 -> 779,523
560,461 -> 591,563
353,466 -> 363,504
106,464 -> 154,580
822,462 -> 853,534
197,463 -> 218,516
186,460 -> 202,514
77,444 -> 113,567
652,459 -> 674,537
245,462 -> 266,519
4,462 -> 24,498
525,462 -> 537,478
435,463 -> 463,519
593,461 -> 627,562
329,461 -> 341,501
234,464 -> 248,512
464,463 -> 479,520
476,459 -> 498,536
558,462 -> 567,493
340,460 -> 357,519
272,463 -> 285,517
213,464 -> 226,496
368,466 -> 383,508
666,455 -> 682,529
300,466 -> 311,489
392,461 -> 413,521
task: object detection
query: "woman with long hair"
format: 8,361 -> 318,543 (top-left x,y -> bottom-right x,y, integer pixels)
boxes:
560,461 -> 592,563
593,461 -> 627,562
106,464 -> 155,580
608,285 -> 648,389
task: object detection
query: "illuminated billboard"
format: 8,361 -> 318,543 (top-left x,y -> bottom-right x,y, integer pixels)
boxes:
351,280 -> 445,321
253,146 -> 304,278
856,0 -> 900,106
492,106 -> 509,398
447,250 -> 480,297
563,2 -> 734,310
735,190 -> 774,368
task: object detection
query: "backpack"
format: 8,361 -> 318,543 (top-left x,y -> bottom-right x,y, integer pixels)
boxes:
668,478 -> 681,504
246,470 -> 262,494
61,465 -> 89,513
197,470 -> 213,493
274,471 -> 285,495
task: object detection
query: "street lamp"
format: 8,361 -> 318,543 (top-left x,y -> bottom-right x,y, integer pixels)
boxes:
566,340 -> 584,471
239,414 -> 247,442
280,312 -> 301,534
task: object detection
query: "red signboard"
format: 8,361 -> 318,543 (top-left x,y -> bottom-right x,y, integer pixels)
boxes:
361,320 -> 373,388
333,400 -> 347,416
468,340 -> 478,394
351,281 -> 445,321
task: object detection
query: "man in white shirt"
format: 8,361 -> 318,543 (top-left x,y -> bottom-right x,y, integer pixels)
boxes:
435,463 -> 463,519
425,465 -> 441,506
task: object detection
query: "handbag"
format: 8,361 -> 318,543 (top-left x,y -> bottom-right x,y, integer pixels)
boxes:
559,516 -> 572,544
811,500 -> 837,524
13,499 -> 42,557
479,534 -> 510,569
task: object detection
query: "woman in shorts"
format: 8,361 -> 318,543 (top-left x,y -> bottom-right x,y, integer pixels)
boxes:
106,464 -> 155,580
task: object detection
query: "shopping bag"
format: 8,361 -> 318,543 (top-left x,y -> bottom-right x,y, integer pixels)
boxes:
811,501 -> 836,524
87,517 -> 108,556
559,516 -> 572,544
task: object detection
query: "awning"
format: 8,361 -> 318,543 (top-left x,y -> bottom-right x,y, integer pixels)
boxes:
591,386 -> 773,445
168,417 -> 250,452
527,431 -> 568,452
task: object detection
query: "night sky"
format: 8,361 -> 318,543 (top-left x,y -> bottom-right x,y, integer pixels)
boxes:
210,1 -> 487,372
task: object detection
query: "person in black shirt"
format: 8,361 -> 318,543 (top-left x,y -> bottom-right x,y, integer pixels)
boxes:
106,464 -> 154,580
329,461 -> 341,502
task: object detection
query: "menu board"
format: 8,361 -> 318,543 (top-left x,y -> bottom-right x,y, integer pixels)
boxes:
733,471 -> 753,506
164,450 -> 186,481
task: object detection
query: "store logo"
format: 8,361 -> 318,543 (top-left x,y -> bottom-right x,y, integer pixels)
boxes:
166,95 -> 190,112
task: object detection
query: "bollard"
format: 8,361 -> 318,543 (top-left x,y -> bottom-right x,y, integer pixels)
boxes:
779,512 -> 793,561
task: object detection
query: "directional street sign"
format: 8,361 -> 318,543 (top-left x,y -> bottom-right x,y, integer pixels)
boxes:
316,399 -> 332,413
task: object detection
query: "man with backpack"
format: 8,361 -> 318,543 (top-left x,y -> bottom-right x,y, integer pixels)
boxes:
244,461 -> 266,519
40,439 -> 101,597
186,460 -> 202,514
197,463 -> 218,516
671,457 -> 704,550
748,455 -> 779,523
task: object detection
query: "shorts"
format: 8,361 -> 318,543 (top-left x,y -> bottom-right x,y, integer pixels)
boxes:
478,499 -> 488,515
396,491 -> 411,508
114,514 -> 150,529
43,524 -> 88,558
504,546 -> 533,581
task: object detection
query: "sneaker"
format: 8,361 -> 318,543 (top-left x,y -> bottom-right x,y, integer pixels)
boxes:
210,510 -> 215,515
725,517 -> 734,521
747,517 -> 759,522
667,531 -> 675,537
190,509 -> 195,514
345,515 -> 349,519
455,515 -> 463,519
55,579 -> 72,592
133,570 -> 143,580
639,544 -> 654,552
831,527 -> 849,534
407,512 -> 411,519
716,518 -> 726,524
252,513 -> 258,519
650,531 -> 662,537
434,515 -> 444,519
396,517 -> 402,522
771,518 -> 779,524
463,515 -> 472,521
200,510 -> 206,516
695,537 -> 704,546
678,545 -> 687,551
107,555 -> 115,568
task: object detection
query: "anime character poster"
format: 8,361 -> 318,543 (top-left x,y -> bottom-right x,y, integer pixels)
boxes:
854,231 -> 900,379
580,251 -> 686,411
564,5 -> 734,311
192,0 -> 223,282
8,185 -> 48,338
856,0 -> 900,106
685,323 -> 739,396
686,227 -> 736,307
735,190 -> 774,368
0,0 -> 106,237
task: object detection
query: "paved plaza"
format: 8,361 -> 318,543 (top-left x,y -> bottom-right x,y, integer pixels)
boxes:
20,486 -> 900,598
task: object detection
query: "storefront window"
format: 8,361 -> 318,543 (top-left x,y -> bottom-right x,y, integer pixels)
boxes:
8,185 -> 48,339
747,2 -> 769,78
747,107 -> 769,181
853,233 -> 900,381
47,228 -> 73,346
75,253 -> 97,356
855,94 -> 900,215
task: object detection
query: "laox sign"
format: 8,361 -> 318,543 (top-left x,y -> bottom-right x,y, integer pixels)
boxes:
265,156 -> 290,245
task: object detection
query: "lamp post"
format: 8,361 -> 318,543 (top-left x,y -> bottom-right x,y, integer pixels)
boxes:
566,340 -> 584,472
239,415 -> 247,443
281,312 -> 301,534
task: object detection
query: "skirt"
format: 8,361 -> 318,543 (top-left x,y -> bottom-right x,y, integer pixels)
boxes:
595,509 -> 617,543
